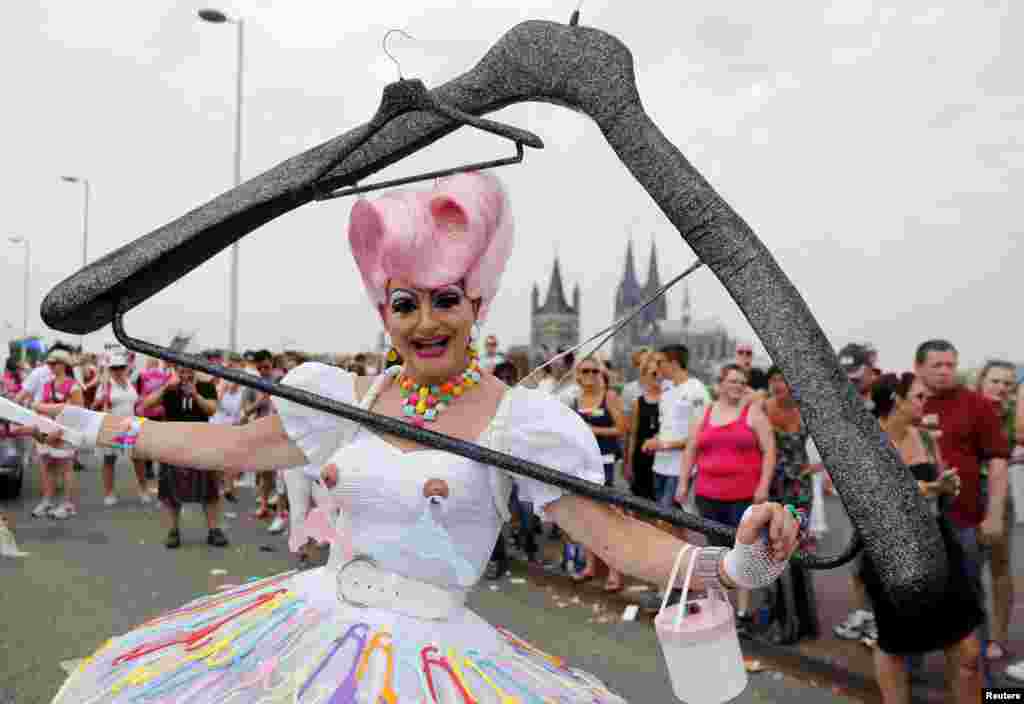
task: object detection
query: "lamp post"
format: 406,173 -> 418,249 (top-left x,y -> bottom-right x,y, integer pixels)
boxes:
8,236 -> 30,339
60,176 -> 90,271
198,7 -> 244,354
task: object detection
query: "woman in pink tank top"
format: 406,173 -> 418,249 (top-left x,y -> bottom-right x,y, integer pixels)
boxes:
677,363 -> 776,624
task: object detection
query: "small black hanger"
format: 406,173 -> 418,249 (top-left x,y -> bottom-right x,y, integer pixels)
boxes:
314,78 -> 543,201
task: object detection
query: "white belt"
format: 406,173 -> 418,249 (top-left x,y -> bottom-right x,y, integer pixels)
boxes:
336,556 -> 466,621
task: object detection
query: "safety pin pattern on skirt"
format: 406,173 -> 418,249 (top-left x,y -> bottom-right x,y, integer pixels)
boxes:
297,622 -> 369,703
353,631 -> 398,704
421,645 -> 475,704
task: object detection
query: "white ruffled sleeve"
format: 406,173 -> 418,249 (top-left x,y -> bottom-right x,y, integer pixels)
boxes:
271,362 -> 358,467
486,387 -> 606,518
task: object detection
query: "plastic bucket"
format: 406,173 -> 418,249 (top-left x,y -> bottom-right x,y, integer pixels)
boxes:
654,545 -> 747,704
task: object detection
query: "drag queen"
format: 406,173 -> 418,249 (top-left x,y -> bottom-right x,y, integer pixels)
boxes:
46,172 -> 799,703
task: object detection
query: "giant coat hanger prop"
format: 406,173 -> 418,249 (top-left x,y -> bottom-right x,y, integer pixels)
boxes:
41,17 -> 946,614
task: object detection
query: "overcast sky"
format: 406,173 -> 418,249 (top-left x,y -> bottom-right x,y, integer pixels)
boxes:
1,0 -> 1020,370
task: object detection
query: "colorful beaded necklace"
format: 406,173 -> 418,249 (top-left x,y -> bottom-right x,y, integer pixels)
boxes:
397,352 -> 482,426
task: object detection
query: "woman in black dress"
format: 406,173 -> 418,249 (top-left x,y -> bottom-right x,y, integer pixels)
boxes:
624,354 -> 661,502
142,364 -> 228,549
865,372 -> 980,704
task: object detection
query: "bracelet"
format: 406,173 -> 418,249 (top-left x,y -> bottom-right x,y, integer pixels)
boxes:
689,546 -> 728,591
111,417 -> 147,450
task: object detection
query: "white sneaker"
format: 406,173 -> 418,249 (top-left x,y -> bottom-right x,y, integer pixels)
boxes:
52,502 -> 77,520
1005,659 -> 1024,682
268,515 -> 286,534
103,495 -> 118,507
140,492 -> 154,505
32,499 -> 55,518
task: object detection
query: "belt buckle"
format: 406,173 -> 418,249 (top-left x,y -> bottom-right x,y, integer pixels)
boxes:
336,553 -> 381,609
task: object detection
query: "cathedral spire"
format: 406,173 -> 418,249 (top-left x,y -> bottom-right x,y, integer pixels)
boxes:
536,256 -> 573,315
642,239 -> 668,322
616,239 -> 643,316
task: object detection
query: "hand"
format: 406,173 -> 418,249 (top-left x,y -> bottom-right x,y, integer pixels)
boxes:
674,482 -> 689,504
979,515 -> 1004,546
320,463 -> 339,489
164,373 -> 180,390
641,438 -> 660,454
31,425 -> 66,449
753,486 -> 770,505
736,502 -> 800,562
822,472 -> 835,496
937,467 -> 961,497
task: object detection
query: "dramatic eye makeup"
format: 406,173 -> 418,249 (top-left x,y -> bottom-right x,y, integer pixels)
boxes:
389,289 -> 418,315
430,286 -> 465,310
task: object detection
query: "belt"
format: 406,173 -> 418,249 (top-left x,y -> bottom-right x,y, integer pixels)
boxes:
335,556 -> 466,621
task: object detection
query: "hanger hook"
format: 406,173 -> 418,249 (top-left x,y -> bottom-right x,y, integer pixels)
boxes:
382,28 -> 415,80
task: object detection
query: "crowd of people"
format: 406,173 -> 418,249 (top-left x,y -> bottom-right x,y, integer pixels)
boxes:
2,331 -> 1022,702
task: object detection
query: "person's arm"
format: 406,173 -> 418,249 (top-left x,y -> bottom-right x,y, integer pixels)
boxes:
34,384 -> 84,417
593,391 -> 626,438
69,413 -> 305,473
657,395 -> 693,451
141,382 -> 169,410
624,398 -> 641,475
191,384 -> 218,418
545,494 -> 798,593
1016,385 -> 1024,447
978,396 -> 1011,541
749,403 -> 776,504
676,414 -> 702,500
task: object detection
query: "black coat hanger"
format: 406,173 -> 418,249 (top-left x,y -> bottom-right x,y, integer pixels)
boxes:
42,17 -> 950,620
313,78 -> 543,201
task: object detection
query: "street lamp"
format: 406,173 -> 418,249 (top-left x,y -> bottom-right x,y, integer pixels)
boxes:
60,176 -> 90,271
198,7 -> 244,354
8,237 -> 30,339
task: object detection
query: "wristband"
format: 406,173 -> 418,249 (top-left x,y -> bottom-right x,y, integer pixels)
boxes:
110,417 -> 147,450
688,546 -> 728,591
55,406 -> 106,449
719,505 -> 792,589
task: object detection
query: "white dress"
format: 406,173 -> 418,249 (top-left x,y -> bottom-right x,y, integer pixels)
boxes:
52,363 -> 625,704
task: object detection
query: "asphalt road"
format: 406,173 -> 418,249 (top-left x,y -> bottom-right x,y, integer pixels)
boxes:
0,452 -> 863,704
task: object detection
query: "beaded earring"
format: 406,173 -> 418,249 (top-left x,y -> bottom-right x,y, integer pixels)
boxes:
384,332 -> 399,365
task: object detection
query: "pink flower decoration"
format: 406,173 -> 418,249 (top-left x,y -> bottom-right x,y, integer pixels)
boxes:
348,171 -> 513,323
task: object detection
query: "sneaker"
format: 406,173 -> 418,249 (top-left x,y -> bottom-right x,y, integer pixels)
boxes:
485,561 -> 502,580
207,528 -> 229,547
1005,660 -> 1024,682
165,530 -> 181,549
268,514 -> 287,534
834,610 -> 874,640
103,495 -> 118,507
51,502 -> 77,520
32,499 -> 55,518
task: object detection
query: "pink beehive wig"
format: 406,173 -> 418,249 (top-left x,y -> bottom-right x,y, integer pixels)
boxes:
348,171 -> 514,323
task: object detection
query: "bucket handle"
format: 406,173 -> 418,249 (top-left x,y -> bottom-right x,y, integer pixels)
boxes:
658,544 -> 703,629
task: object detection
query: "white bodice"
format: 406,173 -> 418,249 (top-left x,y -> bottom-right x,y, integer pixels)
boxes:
274,363 -> 607,592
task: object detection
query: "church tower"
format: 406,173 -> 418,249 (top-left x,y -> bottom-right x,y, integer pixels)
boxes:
530,256 -> 580,367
